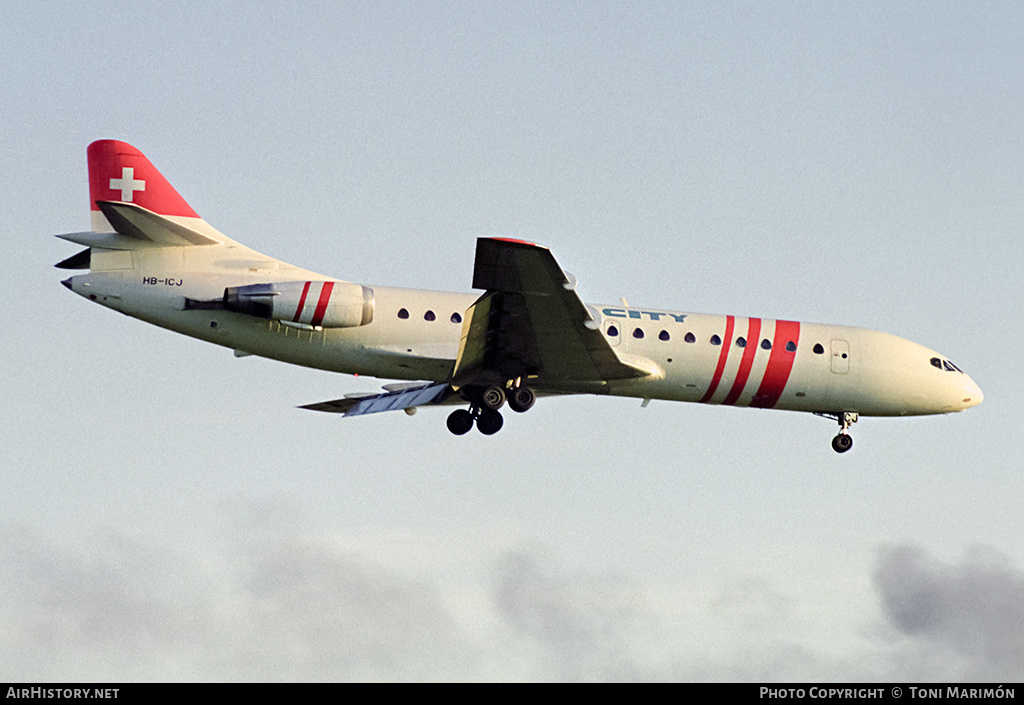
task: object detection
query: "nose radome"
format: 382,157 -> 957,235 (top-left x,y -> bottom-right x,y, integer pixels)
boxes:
961,374 -> 983,409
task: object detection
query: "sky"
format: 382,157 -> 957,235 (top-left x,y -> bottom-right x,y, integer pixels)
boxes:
2,0 -> 1022,682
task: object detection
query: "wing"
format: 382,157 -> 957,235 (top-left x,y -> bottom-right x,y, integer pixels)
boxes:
453,238 -> 647,387
301,238 -> 648,416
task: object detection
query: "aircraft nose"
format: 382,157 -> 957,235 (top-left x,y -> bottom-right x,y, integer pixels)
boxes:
960,374 -> 983,409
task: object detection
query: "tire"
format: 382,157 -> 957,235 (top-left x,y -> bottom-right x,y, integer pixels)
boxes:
831,434 -> 853,453
481,385 -> 506,411
508,386 -> 535,413
476,409 -> 504,435
446,409 -> 474,435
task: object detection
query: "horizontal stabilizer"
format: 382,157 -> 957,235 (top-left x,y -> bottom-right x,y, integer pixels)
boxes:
95,201 -> 219,246
57,230 -> 168,251
55,248 -> 91,269
301,382 -> 453,416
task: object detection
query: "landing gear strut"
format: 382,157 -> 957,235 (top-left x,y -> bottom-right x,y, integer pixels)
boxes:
824,411 -> 858,453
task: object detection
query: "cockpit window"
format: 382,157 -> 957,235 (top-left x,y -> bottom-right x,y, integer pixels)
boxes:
931,356 -> 964,373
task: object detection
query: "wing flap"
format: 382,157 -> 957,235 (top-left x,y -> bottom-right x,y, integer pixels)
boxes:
300,382 -> 453,416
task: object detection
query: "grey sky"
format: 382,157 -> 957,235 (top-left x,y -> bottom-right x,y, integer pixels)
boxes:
2,1 -> 1021,681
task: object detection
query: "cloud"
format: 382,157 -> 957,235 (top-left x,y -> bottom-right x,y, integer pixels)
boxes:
3,523 -> 1023,682
873,544 -> 1024,681
493,550 -> 659,680
0,524 -> 711,681
0,524 -> 472,681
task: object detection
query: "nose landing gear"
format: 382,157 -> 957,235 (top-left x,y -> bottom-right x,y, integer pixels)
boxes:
820,411 -> 858,453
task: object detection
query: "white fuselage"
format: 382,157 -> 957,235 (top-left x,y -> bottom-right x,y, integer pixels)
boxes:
63,245 -> 983,420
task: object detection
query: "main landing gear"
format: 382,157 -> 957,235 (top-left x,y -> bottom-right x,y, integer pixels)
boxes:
446,383 -> 535,436
821,411 -> 858,453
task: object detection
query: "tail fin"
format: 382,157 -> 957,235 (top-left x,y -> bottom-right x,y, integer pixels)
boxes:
59,140 -> 321,280
87,140 -> 199,231
58,140 -> 229,250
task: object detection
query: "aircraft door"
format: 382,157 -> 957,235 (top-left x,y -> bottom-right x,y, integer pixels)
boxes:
830,339 -> 850,374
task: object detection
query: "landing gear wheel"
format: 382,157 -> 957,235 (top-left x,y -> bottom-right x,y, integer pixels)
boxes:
508,386 -> 535,413
831,433 -> 853,454
477,409 -> 504,435
818,411 -> 858,454
446,409 -> 474,435
481,385 -> 506,411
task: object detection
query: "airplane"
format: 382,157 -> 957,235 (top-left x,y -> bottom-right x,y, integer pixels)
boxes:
57,140 -> 983,453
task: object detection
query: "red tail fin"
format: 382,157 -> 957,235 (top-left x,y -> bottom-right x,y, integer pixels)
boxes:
87,140 -> 199,220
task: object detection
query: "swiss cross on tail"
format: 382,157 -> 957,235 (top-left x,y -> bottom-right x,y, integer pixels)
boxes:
108,167 -> 145,202
87,140 -> 199,219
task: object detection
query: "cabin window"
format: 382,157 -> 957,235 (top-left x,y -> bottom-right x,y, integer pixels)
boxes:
450,312 -> 462,324
659,330 -> 670,341
684,332 -> 696,343
633,328 -> 645,339
424,310 -> 436,321
761,339 -> 772,350
710,335 -> 722,346
736,337 -> 746,348
786,341 -> 797,352
397,308 -> 410,319
608,325 -> 619,337
813,343 -> 825,354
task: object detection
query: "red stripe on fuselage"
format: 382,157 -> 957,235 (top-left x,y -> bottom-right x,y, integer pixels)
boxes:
293,281 -> 312,323
699,315 -> 735,403
310,281 -> 335,327
751,320 -> 801,409
722,318 -> 762,406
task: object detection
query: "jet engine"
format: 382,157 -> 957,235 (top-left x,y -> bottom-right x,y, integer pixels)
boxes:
223,281 -> 374,328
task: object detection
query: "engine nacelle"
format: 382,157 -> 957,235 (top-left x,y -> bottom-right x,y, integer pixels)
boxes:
224,281 -> 374,328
